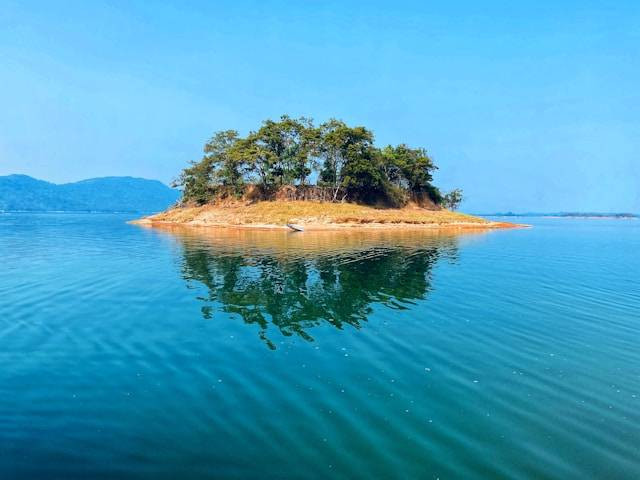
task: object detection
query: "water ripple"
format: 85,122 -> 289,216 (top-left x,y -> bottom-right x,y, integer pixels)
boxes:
1,214 -> 639,478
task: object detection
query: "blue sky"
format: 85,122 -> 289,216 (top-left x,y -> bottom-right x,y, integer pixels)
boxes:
1,1 -> 638,212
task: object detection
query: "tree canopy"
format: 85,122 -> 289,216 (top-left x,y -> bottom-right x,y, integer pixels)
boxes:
175,115 -> 461,208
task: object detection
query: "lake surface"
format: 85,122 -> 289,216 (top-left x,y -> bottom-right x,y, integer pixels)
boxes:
1,213 -> 638,479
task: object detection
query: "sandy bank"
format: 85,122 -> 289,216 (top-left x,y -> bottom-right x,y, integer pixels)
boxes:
131,201 -> 525,231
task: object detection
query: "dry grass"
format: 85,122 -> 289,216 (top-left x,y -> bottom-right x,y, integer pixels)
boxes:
138,200 -> 505,229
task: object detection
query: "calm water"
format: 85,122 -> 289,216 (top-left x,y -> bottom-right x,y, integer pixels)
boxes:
1,214 -> 638,479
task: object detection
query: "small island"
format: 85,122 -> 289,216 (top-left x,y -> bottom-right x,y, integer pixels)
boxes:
135,115 -> 517,230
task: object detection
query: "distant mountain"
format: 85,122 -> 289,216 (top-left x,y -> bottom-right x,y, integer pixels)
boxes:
0,175 -> 180,212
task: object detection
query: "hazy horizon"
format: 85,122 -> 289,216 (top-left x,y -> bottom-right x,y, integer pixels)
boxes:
1,1 -> 638,212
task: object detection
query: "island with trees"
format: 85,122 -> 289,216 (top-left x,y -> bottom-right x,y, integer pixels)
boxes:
135,115 -> 514,230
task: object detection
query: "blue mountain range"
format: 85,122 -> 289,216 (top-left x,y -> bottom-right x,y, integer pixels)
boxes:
0,174 -> 180,212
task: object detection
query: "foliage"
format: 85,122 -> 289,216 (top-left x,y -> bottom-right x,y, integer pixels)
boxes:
317,120 -> 378,202
177,115 -> 457,207
380,144 -> 441,204
442,188 -> 464,210
257,115 -> 318,186
174,130 -> 241,204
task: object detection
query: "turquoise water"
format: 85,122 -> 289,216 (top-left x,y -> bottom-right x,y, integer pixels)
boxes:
1,214 -> 638,479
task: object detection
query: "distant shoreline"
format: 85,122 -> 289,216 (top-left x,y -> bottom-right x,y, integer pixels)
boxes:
482,213 -> 638,219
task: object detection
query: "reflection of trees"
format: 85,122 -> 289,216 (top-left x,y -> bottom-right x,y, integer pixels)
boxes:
177,232 -> 459,349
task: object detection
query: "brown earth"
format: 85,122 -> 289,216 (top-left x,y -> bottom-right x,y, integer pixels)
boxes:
132,200 -> 524,231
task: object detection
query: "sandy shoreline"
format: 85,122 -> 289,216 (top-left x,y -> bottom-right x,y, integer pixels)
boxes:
131,219 -> 521,230
130,201 -> 529,231
130,215 -> 526,231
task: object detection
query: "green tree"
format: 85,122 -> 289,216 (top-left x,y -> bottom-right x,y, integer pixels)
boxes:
381,144 -> 439,201
176,114 -> 450,208
318,120 -> 376,201
230,133 -> 278,191
442,188 -> 463,210
174,158 -> 214,205
341,146 -> 387,203
247,115 -> 319,187
288,117 -> 320,186
205,130 -> 243,193
175,130 -> 240,204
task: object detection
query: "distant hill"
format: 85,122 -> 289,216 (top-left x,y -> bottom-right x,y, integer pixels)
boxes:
0,175 -> 180,212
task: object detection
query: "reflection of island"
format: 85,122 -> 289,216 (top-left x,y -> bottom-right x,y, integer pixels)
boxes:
154,226 -> 485,349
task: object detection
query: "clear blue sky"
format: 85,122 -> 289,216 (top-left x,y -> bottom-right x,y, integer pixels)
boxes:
1,1 -> 638,212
